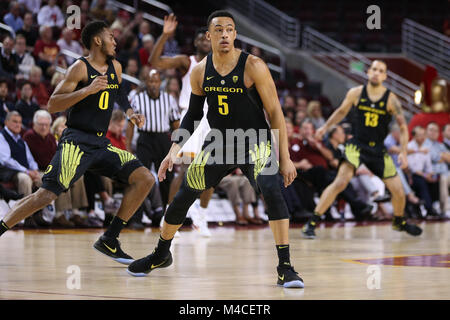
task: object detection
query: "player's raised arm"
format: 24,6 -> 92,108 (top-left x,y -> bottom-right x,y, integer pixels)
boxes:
48,60 -> 107,113
388,93 -> 409,169
315,86 -> 361,140
246,55 -> 296,187
149,14 -> 190,73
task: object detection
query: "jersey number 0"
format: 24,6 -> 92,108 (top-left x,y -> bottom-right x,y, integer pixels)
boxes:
98,91 -> 109,110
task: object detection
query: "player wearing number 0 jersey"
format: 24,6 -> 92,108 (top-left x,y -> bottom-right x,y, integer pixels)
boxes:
302,60 -> 422,239
0,21 -> 155,266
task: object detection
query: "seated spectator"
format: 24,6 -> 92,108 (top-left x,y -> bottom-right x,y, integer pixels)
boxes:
117,35 -> 140,70
121,58 -> 139,95
283,94 -> 296,110
217,169 -> 263,225
424,122 -> 449,216
15,81 -> 40,129
18,0 -> 41,15
28,66 -> 50,108
384,124 -> 420,205
33,25 -> 60,79
138,34 -> 154,67
407,126 -> 439,217
90,0 -> 115,25
3,2 -> 23,32
37,0 -> 64,28
14,33 -> 36,80
0,79 -> 15,127
166,76 -> 181,103
138,20 -> 152,47
296,96 -> 308,113
57,28 -> 83,66
294,110 -> 307,131
444,124 -> 450,149
0,36 -> 19,81
16,12 -> 39,51
0,111 -> 47,227
306,100 -> 325,129
163,34 -> 180,57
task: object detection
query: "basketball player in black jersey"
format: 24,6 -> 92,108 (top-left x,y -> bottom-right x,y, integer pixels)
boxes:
127,11 -> 304,288
302,60 -> 422,239
0,21 -> 155,265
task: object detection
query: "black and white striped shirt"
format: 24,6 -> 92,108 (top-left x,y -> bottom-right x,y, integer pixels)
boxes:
130,90 -> 180,133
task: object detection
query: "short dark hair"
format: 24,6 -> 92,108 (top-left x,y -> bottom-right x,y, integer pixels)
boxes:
194,27 -> 208,38
206,10 -> 236,29
0,78 -> 8,87
81,20 -> 108,50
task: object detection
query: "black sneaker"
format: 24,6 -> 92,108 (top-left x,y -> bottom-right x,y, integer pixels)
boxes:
277,264 -> 304,288
392,218 -> 422,236
127,251 -> 173,277
93,235 -> 134,265
301,221 -> 316,239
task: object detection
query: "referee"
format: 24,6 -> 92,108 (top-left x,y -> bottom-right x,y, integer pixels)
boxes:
127,69 -> 180,210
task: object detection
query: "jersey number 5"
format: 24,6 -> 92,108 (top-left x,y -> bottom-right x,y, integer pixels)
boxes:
218,95 -> 229,115
364,112 -> 378,127
98,91 -> 109,110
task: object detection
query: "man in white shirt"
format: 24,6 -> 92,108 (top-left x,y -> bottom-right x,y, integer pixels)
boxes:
57,28 -> 83,65
37,0 -> 65,28
407,126 -> 439,217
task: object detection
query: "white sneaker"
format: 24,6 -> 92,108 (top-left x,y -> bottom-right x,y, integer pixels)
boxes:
192,207 -> 211,237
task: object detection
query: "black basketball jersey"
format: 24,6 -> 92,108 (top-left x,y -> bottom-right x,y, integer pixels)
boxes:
352,85 -> 391,147
202,51 -> 271,162
66,57 -> 119,136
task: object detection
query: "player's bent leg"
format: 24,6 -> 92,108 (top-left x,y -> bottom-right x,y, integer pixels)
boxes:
94,166 -> 155,265
384,175 -> 422,236
127,182 -> 200,277
302,161 -> 355,239
257,173 -> 304,288
1,188 -> 57,232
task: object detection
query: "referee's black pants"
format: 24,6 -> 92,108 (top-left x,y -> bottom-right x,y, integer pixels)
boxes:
136,131 -> 173,208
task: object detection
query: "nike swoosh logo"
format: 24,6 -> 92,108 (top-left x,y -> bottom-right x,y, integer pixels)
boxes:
278,246 -> 289,249
91,75 -> 97,79
151,260 -> 167,269
278,275 -> 285,281
103,243 -> 117,253
206,76 -> 214,80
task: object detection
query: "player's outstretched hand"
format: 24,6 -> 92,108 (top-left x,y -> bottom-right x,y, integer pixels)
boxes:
280,158 -> 297,187
129,113 -> 145,128
87,75 -> 108,94
163,13 -> 178,36
315,125 -> 327,141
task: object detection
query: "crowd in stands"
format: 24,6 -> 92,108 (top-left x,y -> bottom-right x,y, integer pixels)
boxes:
0,1 -> 448,230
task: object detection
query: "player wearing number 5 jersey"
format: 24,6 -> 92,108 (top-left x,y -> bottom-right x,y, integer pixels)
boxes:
0,21 -> 155,266
302,60 -> 422,239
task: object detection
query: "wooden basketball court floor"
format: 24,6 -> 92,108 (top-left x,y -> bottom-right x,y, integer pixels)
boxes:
0,220 -> 448,300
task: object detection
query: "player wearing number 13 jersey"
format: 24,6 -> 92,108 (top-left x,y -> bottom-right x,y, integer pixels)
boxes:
0,21 -> 155,267
301,60 -> 422,239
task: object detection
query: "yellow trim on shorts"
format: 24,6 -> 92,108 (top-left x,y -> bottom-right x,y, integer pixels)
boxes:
344,144 -> 360,169
383,153 -> 397,179
186,150 -> 210,191
59,142 -> 84,189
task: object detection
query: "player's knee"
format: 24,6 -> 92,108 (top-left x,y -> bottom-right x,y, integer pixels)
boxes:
137,171 -> 155,191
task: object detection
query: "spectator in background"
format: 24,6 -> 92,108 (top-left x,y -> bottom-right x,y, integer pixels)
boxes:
18,0 -> 41,15
444,124 -> 450,149
166,76 -> 180,103
28,66 -> 49,108
163,34 -> 180,57
121,58 -> 139,95
384,124 -> 420,205
217,169 -> 263,225
16,12 -> 39,51
0,111 -> 48,227
0,80 -> 15,127
90,0 -> 115,25
15,81 -> 39,129
37,0 -> 65,28
0,36 -> 19,81
33,25 -> 60,79
138,34 -> 155,67
296,96 -> 308,113
14,33 -> 36,80
138,20 -> 152,47
424,122 -> 449,216
117,35 -> 140,70
3,2 -> 23,32
307,100 -> 325,129
57,28 -> 83,66
294,110 -> 307,130
283,95 -> 295,110
407,126 -> 439,217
